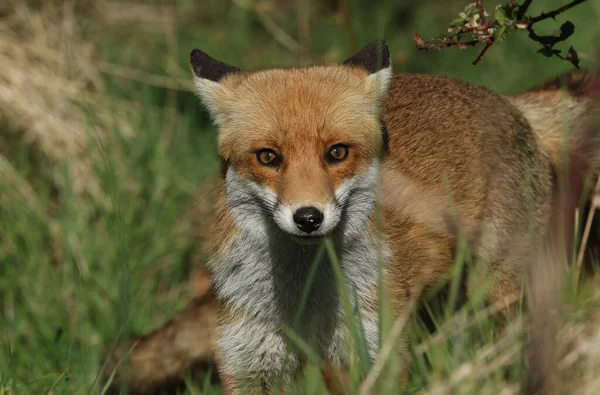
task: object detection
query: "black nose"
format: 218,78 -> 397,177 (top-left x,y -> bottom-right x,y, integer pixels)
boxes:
293,206 -> 323,233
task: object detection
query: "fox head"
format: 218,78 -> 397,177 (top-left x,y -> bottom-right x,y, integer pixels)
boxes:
190,41 -> 392,243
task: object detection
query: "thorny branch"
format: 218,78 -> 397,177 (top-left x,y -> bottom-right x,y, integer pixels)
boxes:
529,0 -> 586,23
515,0 -> 532,20
413,0 -> 589,67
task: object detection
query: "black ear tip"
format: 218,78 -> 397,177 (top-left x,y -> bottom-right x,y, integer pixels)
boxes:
343,39 -> 391,74
364,40 -> 390,62
190,49 -> 207,74
190,49 -> 209,62
189,48 -> 242,82
190,49 -> 212,71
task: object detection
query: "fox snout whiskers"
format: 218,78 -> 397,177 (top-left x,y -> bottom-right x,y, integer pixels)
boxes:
225,163 -> 381,244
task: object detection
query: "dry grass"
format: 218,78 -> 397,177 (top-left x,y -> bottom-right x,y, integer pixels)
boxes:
0,0 -> 134,210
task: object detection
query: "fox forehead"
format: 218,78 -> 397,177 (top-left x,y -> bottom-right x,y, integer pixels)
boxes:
217,66 -> 383,158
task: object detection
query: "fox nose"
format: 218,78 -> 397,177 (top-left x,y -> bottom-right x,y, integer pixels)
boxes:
293,206 -> 323,233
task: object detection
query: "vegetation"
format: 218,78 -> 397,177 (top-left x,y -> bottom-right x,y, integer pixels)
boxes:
0,0 -> 599,393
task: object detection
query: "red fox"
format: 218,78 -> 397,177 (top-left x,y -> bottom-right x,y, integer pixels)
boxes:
100,41 -> 599,394
185,40 -> 599,393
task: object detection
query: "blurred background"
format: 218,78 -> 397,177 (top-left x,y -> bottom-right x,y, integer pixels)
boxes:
0,0 -> 599,393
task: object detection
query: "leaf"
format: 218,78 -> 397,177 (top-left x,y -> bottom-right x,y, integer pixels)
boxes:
538,47 -> 561,58
515,21 -> 529,29
505,1 -> 517,18
566,46 -> 580,69
451,17 -> 466,27
413,31 -> 425,47
494,26 -> 508,43
494,7 -> 507,26
558,21 -> 575,40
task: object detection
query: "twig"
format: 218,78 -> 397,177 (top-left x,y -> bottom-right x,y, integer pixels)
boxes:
515,0 -> 533,20
476,0 -> 487,23
529,0 -> 587,24
414,31 -> 479,51
573,207 -> 580,269
473,39 -> 494,65
575,177 -> 600,280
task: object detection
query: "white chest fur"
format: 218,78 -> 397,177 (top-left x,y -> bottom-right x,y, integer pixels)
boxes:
210,229 -> 386,383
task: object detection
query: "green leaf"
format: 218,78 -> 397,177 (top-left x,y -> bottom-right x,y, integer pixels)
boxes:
494,7 -> 507,26
494,26 -> 508,43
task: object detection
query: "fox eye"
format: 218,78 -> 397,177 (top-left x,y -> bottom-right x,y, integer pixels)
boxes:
326,144 -> 349,163
256,149 -> 281,167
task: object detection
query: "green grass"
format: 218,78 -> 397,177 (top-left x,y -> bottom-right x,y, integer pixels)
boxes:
1,0 -> 600,393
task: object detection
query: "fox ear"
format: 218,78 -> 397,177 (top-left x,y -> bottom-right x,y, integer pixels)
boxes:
343,40 -> 392,99
190,49 -> 242,124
